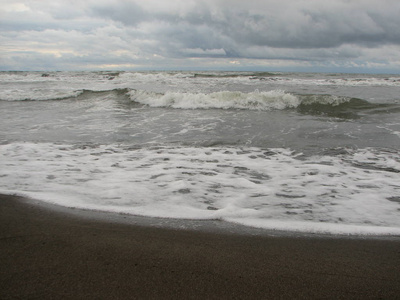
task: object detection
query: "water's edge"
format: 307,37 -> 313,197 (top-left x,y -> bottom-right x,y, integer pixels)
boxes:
6,193 -> 399,241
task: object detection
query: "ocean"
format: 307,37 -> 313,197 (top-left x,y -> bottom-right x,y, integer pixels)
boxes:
1,71 -> 399,235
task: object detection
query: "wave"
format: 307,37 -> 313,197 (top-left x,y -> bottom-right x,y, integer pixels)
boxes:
2,85 -> 394,119
75,88 -> 130,100
297,94 -> 371,118
2,71 -> 400,89
0,89 -> 85,101
128,89 -> 301,110
193,71 -> 278,78
252,75 -> 400,87
127,89 -> 380,114
296,94 -> 396,119
0,88 -> 130,102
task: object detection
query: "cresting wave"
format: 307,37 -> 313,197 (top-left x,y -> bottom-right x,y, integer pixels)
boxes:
2,71 -> 400,87
1,87 -> 378,115
0,89 -> 85,102
0,88 -> 130,102
128,89 -> 372,112
128,89 -> 300,110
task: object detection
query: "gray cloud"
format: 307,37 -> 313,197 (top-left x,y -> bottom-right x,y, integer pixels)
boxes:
91,1 -> 148,26
90,0 -> 400,48
1,0 -> 400,72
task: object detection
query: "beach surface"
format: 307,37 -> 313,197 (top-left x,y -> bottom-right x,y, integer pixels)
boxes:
1,194 -> 399,299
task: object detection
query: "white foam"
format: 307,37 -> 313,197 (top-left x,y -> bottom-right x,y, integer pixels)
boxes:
2,71 -> 400,102
0,72 -> 126,101
299,94 -> 355,106
1,142 -> 399,235
0,88 -> 84,101
128,89 -> 300,110
257,76 -> 400,87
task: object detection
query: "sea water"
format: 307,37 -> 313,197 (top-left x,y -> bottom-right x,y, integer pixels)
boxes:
1,71 -> 399,235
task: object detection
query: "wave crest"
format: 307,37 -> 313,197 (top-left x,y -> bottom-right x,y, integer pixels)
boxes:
0,88 -> 130,102
297,94 -> 378,118
127,89 -> 373,113
128,89 -> 301,111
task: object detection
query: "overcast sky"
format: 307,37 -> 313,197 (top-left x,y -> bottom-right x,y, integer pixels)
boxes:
1,0 -> 400,73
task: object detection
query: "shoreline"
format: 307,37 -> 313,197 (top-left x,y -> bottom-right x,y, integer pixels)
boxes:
4,192 -> 400,241
1,193 -> 400,299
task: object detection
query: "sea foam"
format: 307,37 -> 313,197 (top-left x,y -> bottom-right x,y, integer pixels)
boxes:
1,142 -> 399,235
128,89 -> 301,110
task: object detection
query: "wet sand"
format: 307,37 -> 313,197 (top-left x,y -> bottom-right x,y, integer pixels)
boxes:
1,194 -> 399,299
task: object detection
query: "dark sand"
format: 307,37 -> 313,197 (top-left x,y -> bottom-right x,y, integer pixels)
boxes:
1,194 -> 399,299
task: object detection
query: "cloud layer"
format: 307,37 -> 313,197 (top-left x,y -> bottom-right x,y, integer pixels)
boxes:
1,0 -> 400,72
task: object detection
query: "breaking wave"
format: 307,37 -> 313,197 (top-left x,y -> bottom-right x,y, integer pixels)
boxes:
0,88 -> 130,102
0,89 -> 85,101
128,89 -> 300,110
193,71 -> 278,78
2,85 -> 389,118
297,94 -> 372,118
128,89 -> 379,114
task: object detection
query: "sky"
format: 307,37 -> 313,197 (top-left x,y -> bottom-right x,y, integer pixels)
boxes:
1,0 -> 400,73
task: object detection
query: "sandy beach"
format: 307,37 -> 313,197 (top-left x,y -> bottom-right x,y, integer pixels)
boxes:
1,193 -> 399,299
